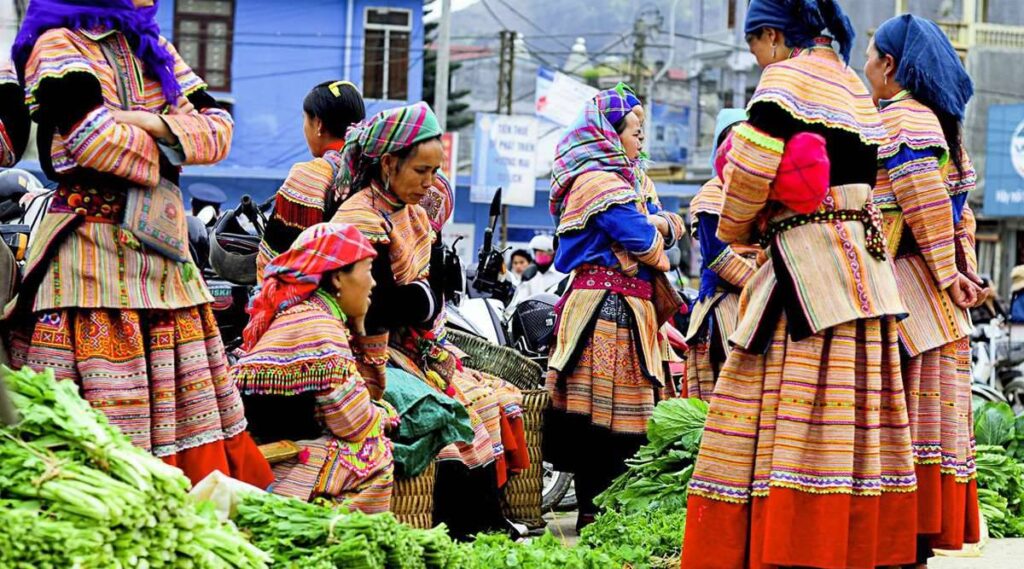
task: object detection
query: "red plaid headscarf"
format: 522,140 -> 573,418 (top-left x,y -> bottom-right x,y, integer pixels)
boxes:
242,223 -> 376,351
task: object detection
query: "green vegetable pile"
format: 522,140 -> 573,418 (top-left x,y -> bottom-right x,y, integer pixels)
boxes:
974,401 -> 1024,538
595,398 -> 708,514
579,508 -> 687,568
0,365 -> 270,568
234,491 -> 463,569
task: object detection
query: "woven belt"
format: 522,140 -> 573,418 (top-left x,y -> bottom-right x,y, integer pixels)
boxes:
760,203 -> 887,261
570,264 -> 653,300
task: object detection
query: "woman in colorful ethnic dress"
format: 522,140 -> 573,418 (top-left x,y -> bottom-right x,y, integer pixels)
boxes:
233,223 -> 397,513
545,86 -> 683,532
680,1 -> 920,567
683,109 -> 757,402
865,14 -> 983,565
331,102 -> 526,537
255,81 -> 365,282
6,0 -> 272,488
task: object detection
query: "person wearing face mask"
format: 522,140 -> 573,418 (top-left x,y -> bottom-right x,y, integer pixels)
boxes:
508,234 -> 564,308
544,86 -> 681,532
233,223 -> 398,513
680,1 -> 921,568
5,0 -> 272,489
255,80 -> 366,283
332,102 -> 527,538
865,14 -> 984,565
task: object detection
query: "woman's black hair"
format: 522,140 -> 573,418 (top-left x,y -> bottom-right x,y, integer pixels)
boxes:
303,81 -> 366,140
510,249 -> 533,264
350,135 -> 443,193
319,265 -> 356,294
304,81 -> 365,220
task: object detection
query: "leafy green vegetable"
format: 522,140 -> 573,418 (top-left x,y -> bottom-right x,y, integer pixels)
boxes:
0,365 -> 270,568
234,491 -> 462,569
594,398 -> 707,514
579,508 -> 687,568
646,398 -> 708,455
974,444 -> 1024,538
457,532 -> 614,569
974,401 -> 1017,446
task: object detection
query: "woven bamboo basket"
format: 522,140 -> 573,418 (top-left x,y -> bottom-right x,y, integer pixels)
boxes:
391,462 -> 436,529
501,389 -> 549,528
445,329 -> 543,390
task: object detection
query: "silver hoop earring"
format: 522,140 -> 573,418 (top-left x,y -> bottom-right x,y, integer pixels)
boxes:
771,43 -> 777,59
884,75 -> 888,86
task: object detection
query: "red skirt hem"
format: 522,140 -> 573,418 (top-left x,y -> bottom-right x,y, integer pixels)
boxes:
682,488 -> 918,569
161,431 -> 274,489
915,463 -> 981,550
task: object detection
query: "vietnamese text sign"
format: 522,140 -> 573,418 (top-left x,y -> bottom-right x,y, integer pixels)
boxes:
984,104 -> 1024,217
470,113 -> 538,207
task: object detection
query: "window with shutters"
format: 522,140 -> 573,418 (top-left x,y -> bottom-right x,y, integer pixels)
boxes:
174,0 -> 235,92
363,8 -> 411,100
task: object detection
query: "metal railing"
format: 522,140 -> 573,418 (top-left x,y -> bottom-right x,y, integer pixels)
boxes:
935,20 -> 1024,51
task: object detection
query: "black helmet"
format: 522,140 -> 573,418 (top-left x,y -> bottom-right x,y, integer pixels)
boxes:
209,197 -> 262,285
510,292 -> 559,358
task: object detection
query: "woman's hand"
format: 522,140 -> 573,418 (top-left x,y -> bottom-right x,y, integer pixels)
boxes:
110,109 -> 177,144
169,96 -> 195,115
948,274 -> 981,309
649,214 -> 670,237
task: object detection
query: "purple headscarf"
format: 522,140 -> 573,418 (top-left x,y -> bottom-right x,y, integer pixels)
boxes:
12,0 -> 181,103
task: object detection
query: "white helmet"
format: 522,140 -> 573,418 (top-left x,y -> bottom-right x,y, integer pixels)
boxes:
528,234 -> 554,252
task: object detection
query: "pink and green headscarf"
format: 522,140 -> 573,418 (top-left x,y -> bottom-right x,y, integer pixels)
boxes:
549,86 -> 638,221
340,101 -> 446,198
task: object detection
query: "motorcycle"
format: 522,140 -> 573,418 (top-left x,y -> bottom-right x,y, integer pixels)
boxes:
970,291 -> 1024,411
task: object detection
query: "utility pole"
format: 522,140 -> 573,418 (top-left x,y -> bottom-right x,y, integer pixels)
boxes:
629,17 -> 647,100
496,30 -> 515,247
432,0 -> 452,130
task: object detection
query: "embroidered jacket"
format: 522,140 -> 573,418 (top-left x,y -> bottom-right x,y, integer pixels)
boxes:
12,28 -> 231,314
874,94 -> 975,355
718,46 -> 906,351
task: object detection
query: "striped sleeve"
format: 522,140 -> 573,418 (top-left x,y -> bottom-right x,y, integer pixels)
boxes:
156,39 -> 232,165
595,203 -> 669,271
955,202 -> 977,275
257,159 -> 333,282
315,376 -> 384,444
708,245 -> 757,289
717,122 -> 784,244
884,145 -> 958,289
26,29 -> 160,186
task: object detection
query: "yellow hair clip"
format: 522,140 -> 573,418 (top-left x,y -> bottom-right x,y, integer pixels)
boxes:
328,80 -> 358,97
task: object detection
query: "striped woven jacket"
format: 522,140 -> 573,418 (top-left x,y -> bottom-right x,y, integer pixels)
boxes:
874,95 -> 974,356
718,47 -> 906,350
16,28 -> 231,313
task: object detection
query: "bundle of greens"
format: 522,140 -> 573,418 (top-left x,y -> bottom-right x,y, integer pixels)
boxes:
579,508 -> 687,569
457,533 -> 614,569
594,398 -> 708,514
0,365 -> 269,568
233,491 -> 462,569
974,401 -> 1024,462
975,444 -> 1024,538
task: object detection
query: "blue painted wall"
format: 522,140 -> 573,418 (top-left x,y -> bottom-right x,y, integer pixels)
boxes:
157,0 -> 424,175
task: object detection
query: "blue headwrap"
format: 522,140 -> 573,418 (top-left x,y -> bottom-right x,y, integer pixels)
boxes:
874,14 -> 973,121
12,0 -> 181,104
711,108 -> 747,176
745,0 -> 856,64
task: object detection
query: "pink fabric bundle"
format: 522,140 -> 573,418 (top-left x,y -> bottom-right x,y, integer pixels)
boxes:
715,131 -> 830,215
